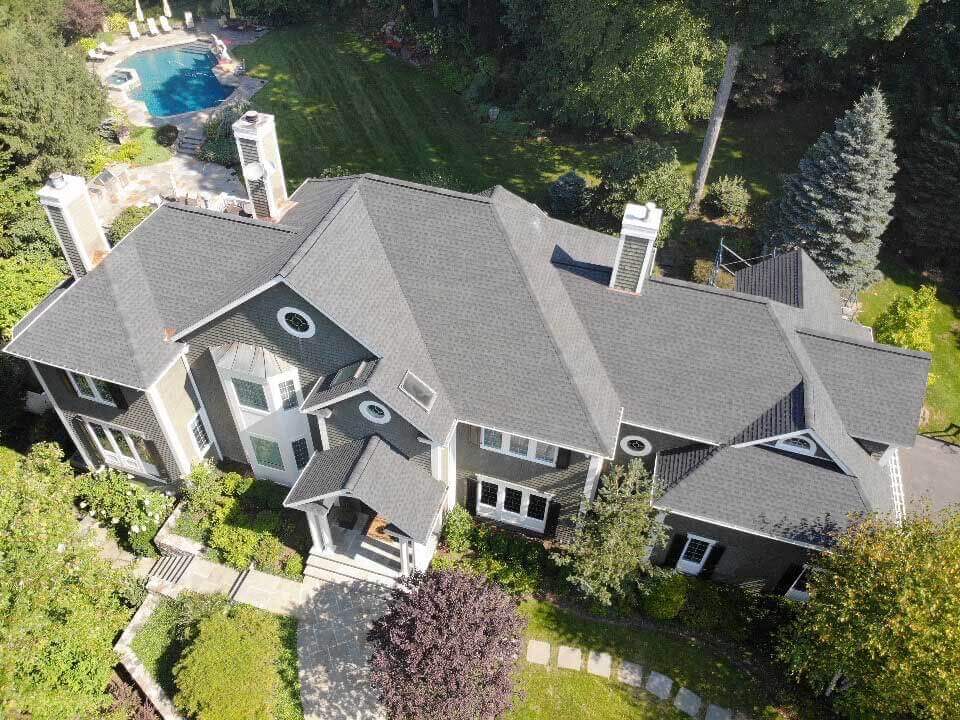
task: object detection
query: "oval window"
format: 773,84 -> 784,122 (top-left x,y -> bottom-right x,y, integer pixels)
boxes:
359,400 -> 391,425
276,306 -> 315,338
620,434 -> 652,457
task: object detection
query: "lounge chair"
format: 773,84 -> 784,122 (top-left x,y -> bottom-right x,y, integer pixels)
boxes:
87,48 -> 107,61
146,17 -> 160,36
128,20 -> 141,40
159,16 -> 172,32
184,11 -> 194,29
98,42 -> 118,54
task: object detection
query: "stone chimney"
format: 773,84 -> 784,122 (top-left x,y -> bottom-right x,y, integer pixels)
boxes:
37,172 -> 110,279
232,110 -> 288,220
609,202 -> 663,294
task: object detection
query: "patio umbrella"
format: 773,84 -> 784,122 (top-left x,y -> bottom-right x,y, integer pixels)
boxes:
228,0 -> 237,19
134,0 -> 144,22
162,0 -> 171,17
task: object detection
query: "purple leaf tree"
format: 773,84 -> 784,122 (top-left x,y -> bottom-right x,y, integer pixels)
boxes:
368,569 -> 526,720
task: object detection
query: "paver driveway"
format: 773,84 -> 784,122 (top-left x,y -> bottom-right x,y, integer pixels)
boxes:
297,580 -> 389,720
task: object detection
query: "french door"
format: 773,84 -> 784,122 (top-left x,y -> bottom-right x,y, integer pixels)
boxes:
475,475 -> 551,533
84,419 -> 158,477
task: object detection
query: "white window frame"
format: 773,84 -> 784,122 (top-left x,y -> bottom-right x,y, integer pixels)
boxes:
475,475 -> 551,533
188,412 -> 212,455
398,370 -> 437,411
249,433 -> 285,471
83,418 -> 158,478
479,427 -> 558,467
675,534 -> 717,576
785,566 -> 811,602
774,435 -> 817,456
359,399 -> 392,424
68,371 -> 116,406
276,306 -> 316,339
620,434 -> 653,457
226,368 -> 303,417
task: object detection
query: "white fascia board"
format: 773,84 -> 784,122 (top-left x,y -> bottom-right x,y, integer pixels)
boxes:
284,488 -> 345,509
806,429 -> 853,475
621,419 -> 720,446
171,276 -> 283,342
731,428 -> 812,449
6,349 -> 149,392
300,385 -> 369,413
458,417 -> 609,460
28,359 -> 98,470
182,355 -> 223,461
653,507 -> 827,552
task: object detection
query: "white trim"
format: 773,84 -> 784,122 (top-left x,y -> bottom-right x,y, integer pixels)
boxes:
774,435 -> 817,456
28,359 -> 97,470
43,203 -> 94,277
659,508 -> 827,551
398,369 -> 436,412
66,370 -> 116,406
608,235 -> 626,289
621,420 -> 720,447
620,434 -> 653,457
7,278 -> 71,342
4,350 -> 147,391
734,427 -> 851,474
460,417 -> 607,459
807,429 -> 852,475
187,412 -> 212,456
579,455 -> 604,513
784,565 -> 810,602
479,426 -> 559,467
276,306 -> 316,339
733,429 -> 812,449
301,385 -> 368,413
182,356 -> 222,460
145,383 -> 191,477
80,416 -> 161,480
248,432 -> 285,471
170,277 -> 282,341
359,399 -> 391,425
885,448 -> 905,524
676,533 -> 717,575
475,475 -> 551,533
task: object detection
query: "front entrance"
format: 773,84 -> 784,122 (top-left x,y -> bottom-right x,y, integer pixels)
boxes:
213,343 -> 315,485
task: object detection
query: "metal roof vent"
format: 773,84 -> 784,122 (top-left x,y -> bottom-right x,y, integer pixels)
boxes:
610,202 -> 663,294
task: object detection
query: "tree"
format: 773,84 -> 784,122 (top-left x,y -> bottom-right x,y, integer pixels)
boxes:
780,509 -> 960,720
107,205 -> 153,246
174,604 -> 282,720
687,0 -> 920,210
761,89 -> 896,292
554,460 -> 668,606
548,170 -> 587,218
368,569 -> 525,720
0,253 -> 64,339
518,0 -> 724,133
62,0 -> 106,40
0,443 -> 138,719
873,285 -> 937,353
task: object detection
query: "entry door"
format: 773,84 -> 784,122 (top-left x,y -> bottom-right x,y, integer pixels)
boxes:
475,476 -> 550,533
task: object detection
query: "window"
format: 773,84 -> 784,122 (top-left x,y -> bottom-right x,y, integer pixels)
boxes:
474,476 -> 551,533
276,306 -> 316,338
68,371 -> 116,406
84,420 -> 157,476
292,437 -> 310,470
620,434 -> 653,457
189,414 -> 211,453
359,400 -> 391,424
109,428 -> 135,458
232,378 -> 268,411
675,535 -> 717,576
785,567 -> 810,602
250,435 -> 284,470
774,435 -> 817,456
278,379 -> 298,410
479,426 -> 558,467
399,370 -> 437,411
89,422 -> 111,449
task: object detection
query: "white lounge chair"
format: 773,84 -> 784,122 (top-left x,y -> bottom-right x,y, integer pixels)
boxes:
87,48 -> 107,61
128,20 -> 141,39
98,42 -> 118,54
146,17 -> 160,35
159,16 -> 172,32
184,11 -> 194,29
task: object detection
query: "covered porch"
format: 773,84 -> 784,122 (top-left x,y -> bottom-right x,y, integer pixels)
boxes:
284,435 -> 445,587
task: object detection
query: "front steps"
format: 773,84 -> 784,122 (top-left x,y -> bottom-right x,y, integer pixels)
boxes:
304,542 -> 401,590
177,132 -> 204,156
147,552 -> 193,584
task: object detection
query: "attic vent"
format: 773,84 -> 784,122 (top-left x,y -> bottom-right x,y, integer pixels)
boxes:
399,370 -> 436,411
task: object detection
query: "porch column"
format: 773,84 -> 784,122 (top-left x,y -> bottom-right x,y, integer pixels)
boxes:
306,507 -> 333,554
399,537 -> 416,576
578,455 -> 604,513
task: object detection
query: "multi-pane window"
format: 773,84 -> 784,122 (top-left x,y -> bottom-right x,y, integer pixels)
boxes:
676,535 -> 716,576
109,428 -> 135,458
682,538 -> 711,564
503,487 -> 523,514
189,415 -> 211,452
89,422 -> 111,449
480,426 -> 558,466
480,480 -> 499,507
292,438 -> 309,470
475,476 -> 550,533
278,379 -> 298,410
69,371 -> 116,406
526,494 -> 547,521
251,436 -> 284,470
232,378 -> 268,411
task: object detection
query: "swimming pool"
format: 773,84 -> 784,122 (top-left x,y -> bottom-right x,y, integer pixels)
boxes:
124,45 -> 232,117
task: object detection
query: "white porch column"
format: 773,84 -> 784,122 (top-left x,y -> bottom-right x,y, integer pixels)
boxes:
443,424 -> 458,511
307,507 -> 333,554
399,537 -> 413,576
579,455 -> 604,513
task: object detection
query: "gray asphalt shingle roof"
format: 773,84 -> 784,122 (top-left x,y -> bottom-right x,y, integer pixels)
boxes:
301,358 -> 378,410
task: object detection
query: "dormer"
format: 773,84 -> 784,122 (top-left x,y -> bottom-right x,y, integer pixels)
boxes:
610,201 -> 663,294
37,172 -> 110,279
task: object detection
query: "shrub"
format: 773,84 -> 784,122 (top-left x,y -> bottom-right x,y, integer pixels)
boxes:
441,505 -> 475,553
549,171 -> 587,218
78,37 -> 99,52
76,468 -> 174,556
113,139 -> 143,163
704,175 -> 750,221
282,553 -> 303,577
690,258 -> 735,289
635,572 -> 690,620
470,524 -> 552,596
174,604 -> 282,720
252,534 -> 284,573
108,205 -> 153,245
368,570 -> 525,720
209,524 -> 260,568
106,12 -> 129,32
64,0 -> 107,40
155,124 -> 179,147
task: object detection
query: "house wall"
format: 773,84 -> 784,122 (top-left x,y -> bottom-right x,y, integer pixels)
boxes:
652,512 -> 816,593
34,361 -> 178,481
181,283 -> 372,465
455,422 -> 590,538
153,357 -> 212,464
614,422 -> 705,471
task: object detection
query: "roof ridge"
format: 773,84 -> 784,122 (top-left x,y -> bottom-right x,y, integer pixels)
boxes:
162,202 -> 300,233
359,173 -> 492,204
279,178 -> 364,276
796,327 -> 932,360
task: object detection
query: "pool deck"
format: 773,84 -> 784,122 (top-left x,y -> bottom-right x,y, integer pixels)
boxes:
94,21 -> 266,134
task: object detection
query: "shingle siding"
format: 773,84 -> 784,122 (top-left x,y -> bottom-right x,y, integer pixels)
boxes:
614,423 -> 703,471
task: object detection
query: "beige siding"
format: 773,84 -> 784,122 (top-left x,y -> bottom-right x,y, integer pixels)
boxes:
154,358 -> 209,464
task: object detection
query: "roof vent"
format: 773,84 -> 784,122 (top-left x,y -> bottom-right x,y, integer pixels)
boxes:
243,110 -> 259,123
610,202 -> 663,294
399,370 -> 436,411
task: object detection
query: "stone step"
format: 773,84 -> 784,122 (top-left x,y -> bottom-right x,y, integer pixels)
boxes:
305,553 -> 398,589
356,537 -> 402,567
227,565 -> 250,600
148,553 -> 193,584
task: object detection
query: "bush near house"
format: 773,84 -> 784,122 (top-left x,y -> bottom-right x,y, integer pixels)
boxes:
176,462 -> 309,579
108,205 -> 154,246
704,175 -> 750,222
548,170 -> 588,219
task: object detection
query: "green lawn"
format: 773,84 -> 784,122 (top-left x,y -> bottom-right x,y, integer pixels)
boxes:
859,257 -> 960,440
233,25 -> 843,209
129,126 -> 174,166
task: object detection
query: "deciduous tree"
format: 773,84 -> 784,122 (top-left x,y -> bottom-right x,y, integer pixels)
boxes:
0,253 -> 64,339
873,285 -> 937,353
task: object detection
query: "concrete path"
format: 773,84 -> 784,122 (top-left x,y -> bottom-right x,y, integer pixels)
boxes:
901,436 -> 960,512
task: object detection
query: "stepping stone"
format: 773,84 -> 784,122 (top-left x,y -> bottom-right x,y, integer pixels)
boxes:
557,645 -> 582,671
526,639 -> 550,666
645,671 -> 674,700
705,705 -> 733,720
586,651 -> 612,677
617,661 -> 644,688
674,687 -> 702,718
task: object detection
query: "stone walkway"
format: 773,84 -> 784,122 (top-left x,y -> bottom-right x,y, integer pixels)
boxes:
526,638 -> 740,720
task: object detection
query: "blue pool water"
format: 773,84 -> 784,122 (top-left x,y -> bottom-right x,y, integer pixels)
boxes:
126,46 -> 231,117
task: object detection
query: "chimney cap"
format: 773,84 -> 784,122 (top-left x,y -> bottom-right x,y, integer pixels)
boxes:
48,171 -> 66,189
243,110 -> 259,123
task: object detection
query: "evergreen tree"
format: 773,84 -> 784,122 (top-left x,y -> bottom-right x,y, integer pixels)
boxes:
762,89 -> 896,291
895,105 -> 960,274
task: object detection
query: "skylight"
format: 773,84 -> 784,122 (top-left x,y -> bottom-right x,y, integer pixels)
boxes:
399,370 -> 436,411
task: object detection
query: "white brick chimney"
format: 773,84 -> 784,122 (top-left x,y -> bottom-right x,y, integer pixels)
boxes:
609,201 -> 663,294
37,172 -> 110,279
232,110 -> 288,220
